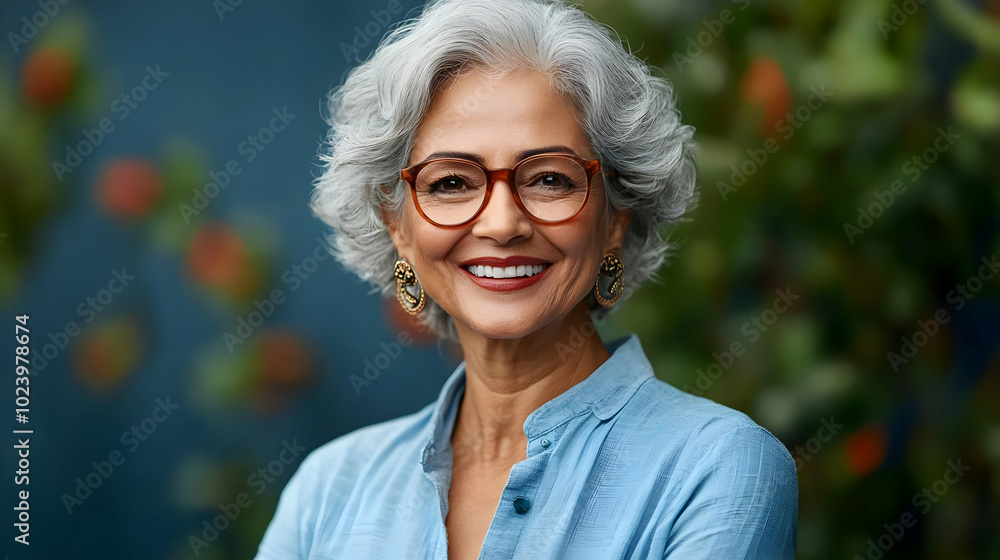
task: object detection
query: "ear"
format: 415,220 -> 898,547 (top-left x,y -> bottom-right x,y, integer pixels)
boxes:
380,202 -> 411,259
604,207 -> 632,254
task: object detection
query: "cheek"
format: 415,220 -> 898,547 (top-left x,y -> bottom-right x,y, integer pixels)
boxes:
567,195 -> 609,257
397,201 -> 450,258
562,205 -> 612,285
552,222 -> 607,279
417,227 -> 455,257
408,218 -> 462,267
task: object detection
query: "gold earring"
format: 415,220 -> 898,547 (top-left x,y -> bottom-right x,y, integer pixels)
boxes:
394,257 -> 426,315
594,253 -> 624,307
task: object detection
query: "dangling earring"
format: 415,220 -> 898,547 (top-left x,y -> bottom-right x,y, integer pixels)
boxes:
594,253 -> 624,307
394,257 -> 426,315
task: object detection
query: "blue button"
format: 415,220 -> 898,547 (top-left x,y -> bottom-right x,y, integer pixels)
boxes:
512,496 -> 531,514
540,438 -> 551,448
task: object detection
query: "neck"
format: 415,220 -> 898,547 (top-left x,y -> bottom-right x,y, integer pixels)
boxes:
450,301 -> 610,467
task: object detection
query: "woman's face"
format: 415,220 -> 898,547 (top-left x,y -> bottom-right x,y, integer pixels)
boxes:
385,68 -> 631,340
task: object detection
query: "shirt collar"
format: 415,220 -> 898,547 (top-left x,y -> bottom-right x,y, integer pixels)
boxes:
420,333 -> 652,465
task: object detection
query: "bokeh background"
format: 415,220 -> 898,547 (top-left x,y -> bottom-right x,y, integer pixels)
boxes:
1,0 -> 998,558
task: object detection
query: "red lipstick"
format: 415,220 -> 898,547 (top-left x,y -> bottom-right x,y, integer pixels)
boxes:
459,257 -> 552,292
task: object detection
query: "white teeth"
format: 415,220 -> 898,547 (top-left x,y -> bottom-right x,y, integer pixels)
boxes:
465,264 -> 548,278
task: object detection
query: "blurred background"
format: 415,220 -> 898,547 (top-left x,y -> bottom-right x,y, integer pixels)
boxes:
1,0 -> 997,558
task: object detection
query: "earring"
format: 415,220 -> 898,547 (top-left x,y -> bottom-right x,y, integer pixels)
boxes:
394,257 -> 426,315
594,253 -> 624,307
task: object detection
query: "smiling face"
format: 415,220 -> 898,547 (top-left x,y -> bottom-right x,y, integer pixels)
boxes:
384,68 -> 631,341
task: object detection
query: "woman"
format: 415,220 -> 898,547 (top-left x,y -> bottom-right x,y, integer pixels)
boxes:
256,0 -> 798,558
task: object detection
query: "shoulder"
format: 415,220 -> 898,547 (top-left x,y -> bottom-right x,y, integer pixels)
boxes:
279,402 -> 437,518
620,379 -> 798,557
297,402 -> 434,480
620,375 -> 796,481
254,404 -> 435,559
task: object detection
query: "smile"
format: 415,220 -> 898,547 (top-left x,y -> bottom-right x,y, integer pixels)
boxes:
464,264 -> 550,279
458,255 -> 553,292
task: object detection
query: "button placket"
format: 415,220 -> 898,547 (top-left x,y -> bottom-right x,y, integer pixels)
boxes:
477,451 -> 550,558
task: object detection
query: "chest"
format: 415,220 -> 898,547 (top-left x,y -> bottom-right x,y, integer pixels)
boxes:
445,461 -> 515,560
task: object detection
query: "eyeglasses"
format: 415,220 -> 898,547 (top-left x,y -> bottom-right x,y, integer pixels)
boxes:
399,153 -> 602,228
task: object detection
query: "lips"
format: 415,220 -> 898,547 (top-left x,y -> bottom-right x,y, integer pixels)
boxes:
458,257 -> 552,292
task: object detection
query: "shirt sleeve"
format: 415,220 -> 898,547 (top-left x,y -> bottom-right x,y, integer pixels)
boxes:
254,451 -> 321,560
663,424 -> 799,559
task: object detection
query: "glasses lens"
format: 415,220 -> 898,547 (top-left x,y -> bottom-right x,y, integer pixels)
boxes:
413,160 -> 488,226
515,156 -> 589,222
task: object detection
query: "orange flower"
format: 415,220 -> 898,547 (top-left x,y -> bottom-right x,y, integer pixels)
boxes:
21,46 -> 75,109
98,158 -> 164,219
186,223 -> 250,289
740,56 -> 791,134
844,424 -> 888,477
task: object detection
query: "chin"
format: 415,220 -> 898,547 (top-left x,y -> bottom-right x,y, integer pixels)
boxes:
449,288 -> 588,341
460,314 -> 544,340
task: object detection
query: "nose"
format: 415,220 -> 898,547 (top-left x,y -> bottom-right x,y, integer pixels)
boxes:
470,177 -> 533,245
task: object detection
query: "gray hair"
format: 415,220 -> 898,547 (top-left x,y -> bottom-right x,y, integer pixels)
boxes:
310,0 -> 698,341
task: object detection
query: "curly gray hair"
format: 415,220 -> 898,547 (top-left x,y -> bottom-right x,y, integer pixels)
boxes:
310,0 -> 698,341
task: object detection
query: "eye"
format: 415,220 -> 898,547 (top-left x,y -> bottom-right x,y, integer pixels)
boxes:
542,174 -> 570,187
429,176 -> 473,193
528,173 -> 578,190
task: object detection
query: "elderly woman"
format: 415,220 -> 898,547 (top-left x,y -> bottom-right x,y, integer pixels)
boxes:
256,0 -> 797,558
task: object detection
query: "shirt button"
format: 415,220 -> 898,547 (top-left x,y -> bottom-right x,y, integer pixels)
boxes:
512,496 -> 531,514
540,439 -> 551,448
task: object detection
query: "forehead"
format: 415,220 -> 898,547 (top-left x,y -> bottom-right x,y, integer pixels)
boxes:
409,68 -> 593,166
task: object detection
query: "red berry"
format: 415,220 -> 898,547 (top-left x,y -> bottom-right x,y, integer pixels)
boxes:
98,158 -> 164,219
21,47 -> 75,109
186,224 -> 249,288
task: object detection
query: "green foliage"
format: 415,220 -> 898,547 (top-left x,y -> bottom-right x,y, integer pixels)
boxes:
586,0 -> 1000,557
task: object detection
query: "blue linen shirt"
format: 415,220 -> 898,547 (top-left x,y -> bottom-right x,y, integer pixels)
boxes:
255,333 -> 798,559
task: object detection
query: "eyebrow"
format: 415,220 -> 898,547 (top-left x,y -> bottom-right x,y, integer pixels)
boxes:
415,145 -> 580,167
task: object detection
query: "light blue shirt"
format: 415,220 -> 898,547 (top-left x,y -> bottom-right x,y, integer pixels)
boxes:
255,333 -> 798,559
